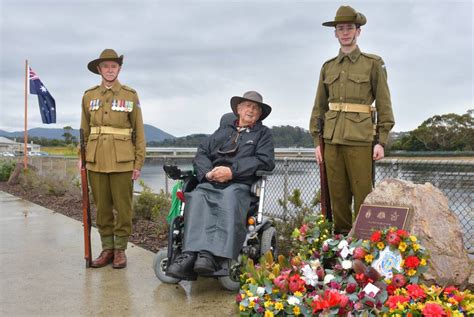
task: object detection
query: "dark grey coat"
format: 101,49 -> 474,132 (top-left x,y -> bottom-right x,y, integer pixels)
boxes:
183,118 -> 275,259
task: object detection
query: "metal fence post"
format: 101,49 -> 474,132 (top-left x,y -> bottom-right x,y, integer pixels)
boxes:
283,157 -> 289,220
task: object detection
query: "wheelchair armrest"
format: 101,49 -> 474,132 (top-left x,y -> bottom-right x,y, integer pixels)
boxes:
163,165 -> 193,180
182,175 -> 199,193
256,170 -> 273,177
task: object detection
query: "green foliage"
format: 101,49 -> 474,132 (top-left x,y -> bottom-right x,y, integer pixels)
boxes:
148,134 -> 208,147
270,125 -> 314,147
275,188 -> 331,257
17,167 -> 77,196
133,180 -> 171,223
391,109 -> 474,151
0,159 -> 17,181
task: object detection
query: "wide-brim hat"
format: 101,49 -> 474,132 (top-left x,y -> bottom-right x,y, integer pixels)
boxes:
230,91 -> 272,121
87,49 -> 124,74
322,5 -> 366,27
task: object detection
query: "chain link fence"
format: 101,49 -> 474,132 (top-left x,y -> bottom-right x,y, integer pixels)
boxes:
20,155 -> 473,253
265,158 -> 473,253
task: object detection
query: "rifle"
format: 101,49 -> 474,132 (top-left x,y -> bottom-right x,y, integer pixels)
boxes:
317,118 -> 333,222
371,107 -> 378,187
79,129 -> 92,268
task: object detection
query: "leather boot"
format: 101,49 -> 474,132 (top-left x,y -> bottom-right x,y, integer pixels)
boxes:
113,249 -> 127,269
91,250 -> 114,268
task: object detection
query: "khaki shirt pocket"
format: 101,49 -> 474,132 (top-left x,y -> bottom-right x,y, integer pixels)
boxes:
323,73 -> 340,99
347,73 -> 370,99
85,134 -> 99,163
113,135 -> 135,162
342,113 -> 374,142
323,111 -> 339,140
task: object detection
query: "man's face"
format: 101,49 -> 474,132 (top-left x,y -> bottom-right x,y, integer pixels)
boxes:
237,101 -> 262,126
334,23 -> 360,47
98,61 -> 121,83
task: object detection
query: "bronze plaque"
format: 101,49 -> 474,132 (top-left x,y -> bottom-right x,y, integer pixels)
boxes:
353,204 -> 409,240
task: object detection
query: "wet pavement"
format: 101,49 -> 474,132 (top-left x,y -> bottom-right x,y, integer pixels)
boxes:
0,191 -> 237,316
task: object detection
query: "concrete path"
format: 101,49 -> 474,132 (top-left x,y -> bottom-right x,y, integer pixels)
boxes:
0,191 -> 237,316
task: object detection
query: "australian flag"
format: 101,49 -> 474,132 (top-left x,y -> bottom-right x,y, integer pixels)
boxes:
29,67 -> 56,124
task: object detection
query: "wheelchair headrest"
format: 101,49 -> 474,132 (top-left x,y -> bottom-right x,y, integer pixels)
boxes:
219,112 -> 237,128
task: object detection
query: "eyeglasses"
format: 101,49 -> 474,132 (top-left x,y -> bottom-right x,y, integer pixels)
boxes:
217,127 -> 247,155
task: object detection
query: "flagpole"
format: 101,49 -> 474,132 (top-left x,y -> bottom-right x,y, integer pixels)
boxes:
24,60 -> 28,170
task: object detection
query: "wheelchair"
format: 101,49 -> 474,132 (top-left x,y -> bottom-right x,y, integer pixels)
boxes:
153,165 -> 278,291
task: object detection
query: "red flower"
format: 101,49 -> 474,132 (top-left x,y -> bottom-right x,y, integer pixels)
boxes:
370,231 -> 382,242
288,274 -> 306,293
443,286 -> 457,295
385,295 -> 409,309
396,229 -> 409,238
386,284 -> 397,295
235,293 -> 243,302
422,302 -> 447,317
392,274 -> 407,288
300,224 -> 308,236
311,289 -> 342,313
345,283 -> 357,294
386,231 -> 401,246
406,284 -> 426,300
404,256 -> 421,268
352,247 -> 367,260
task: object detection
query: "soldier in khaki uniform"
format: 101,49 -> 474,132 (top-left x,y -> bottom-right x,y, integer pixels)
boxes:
309,6 -> 395,234
81,49 -> 146,268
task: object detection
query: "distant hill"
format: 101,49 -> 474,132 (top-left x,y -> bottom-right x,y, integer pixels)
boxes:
0,124 -> 175,142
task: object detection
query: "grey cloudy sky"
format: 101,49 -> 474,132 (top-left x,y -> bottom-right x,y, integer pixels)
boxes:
1,0 -> 472,137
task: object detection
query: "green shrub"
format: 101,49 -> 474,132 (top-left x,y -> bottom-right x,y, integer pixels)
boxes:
275,188 -> 332,257
0,160 -> 17,181
133,180 -> 171,223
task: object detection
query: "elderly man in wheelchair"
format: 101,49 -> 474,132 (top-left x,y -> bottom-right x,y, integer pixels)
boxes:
154,91 -> 276,290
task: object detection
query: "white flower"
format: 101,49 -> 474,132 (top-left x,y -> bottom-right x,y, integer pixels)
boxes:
287,296 -> 301,306
324,274 -> 335,284
309,259 -> 321,270
349,247 -> 355,255
342,260 -> 353,270
301,264 -> 318,287
337,239 -> 348,249
256,287 -> 265,296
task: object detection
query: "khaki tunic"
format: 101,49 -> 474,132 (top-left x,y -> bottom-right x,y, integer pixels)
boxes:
80,81 -> 145,172
80,80 -> 145,249
309,46 -> 394,146
309,46 -> 395,233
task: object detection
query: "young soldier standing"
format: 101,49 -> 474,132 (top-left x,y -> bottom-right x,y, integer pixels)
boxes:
81,49 -> 145,268
309,6 -> 395,234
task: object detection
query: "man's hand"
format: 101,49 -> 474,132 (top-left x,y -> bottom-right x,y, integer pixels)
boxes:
132,169 -> 141,180
207,166 -> 233,183
315,145 -> 323,164
373,144 -> 385,161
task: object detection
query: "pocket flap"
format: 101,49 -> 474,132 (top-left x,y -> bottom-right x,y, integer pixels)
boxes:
88,134 -> 99,141
348,73 -> 370,83
113,134 -> 132,142
323,73 -> 340,85
345,112 -> 371,123
325,110 -> 338,120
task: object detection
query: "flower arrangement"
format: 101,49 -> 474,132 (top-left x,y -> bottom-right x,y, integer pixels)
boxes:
360,228 -> 429,286
290,213 -> 332,260
382,284 -> 474,316
237,218 -> 473,316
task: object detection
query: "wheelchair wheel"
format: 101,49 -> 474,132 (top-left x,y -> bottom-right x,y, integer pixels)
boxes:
153,249 -> 180,284
218,259 -> 241,291
260,226 -> 278,257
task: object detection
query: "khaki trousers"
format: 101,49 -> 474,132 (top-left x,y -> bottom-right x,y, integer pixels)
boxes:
324,144 -> 372,234
88,171 -> 133,250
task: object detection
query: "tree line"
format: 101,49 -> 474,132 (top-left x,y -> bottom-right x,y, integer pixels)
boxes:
8,110 -> 473,151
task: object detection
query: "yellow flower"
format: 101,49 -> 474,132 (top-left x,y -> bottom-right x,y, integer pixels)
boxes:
246,277 -> 256,284
240,293 -> 246,299
264,294 -> 271,301
400,259 -> 405,267
293,306 -> 301,315
396,302 -> 406,310
268,273 -> 275,280
452,311 -> 464,317
272,288 -> 280,294
385,279 -> 391,284
249,301 -> 256,308
265,311 -> 274,317
294,291 -> 303,297
365,254 -> 374,263
412,243 -> 420,251
246,291 -> 254,297
409,235 -> 417,242
275,302 -> 284,311
377,242 -> 385,250
264,301 -> 273,308
239,305 -> 246,311
399,242 -> 408,252
420,258 -> 427,266
407,269 -> 417,276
